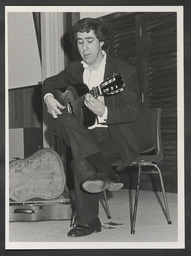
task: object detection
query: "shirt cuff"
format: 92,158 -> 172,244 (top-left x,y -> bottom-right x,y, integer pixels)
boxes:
97,106 -> 108,123
44,93 -> 54,102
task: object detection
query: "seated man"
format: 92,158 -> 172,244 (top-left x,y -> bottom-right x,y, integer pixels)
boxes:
42,17 -> 141,237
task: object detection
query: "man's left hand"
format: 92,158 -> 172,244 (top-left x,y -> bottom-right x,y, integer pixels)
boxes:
84,94 -> 105,117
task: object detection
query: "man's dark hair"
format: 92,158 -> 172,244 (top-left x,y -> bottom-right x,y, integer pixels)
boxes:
70,17 -> 110,50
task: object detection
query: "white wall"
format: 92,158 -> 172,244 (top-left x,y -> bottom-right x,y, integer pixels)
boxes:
7,12 -> 113,89
9,129 -> 24,160
8,12 -> 42,89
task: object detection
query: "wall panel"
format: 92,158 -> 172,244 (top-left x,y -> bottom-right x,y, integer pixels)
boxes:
9,84 -> 42,129
102,12 -> 178,192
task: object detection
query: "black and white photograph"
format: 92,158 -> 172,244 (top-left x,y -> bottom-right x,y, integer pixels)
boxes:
1,2 -> 190,255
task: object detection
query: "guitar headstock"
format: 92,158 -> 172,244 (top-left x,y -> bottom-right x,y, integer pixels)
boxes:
99,74 -> 124,96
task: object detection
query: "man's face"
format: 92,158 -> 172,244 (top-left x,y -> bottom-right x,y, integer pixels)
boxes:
76,29 -> 104,68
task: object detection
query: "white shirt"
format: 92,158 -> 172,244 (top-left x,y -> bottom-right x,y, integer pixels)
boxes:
81,51 -> 108,129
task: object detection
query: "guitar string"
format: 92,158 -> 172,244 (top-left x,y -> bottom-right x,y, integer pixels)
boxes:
70,84 -> 101,113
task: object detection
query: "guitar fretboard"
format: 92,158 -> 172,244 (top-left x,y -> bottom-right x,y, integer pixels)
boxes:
71,87 -> 100,114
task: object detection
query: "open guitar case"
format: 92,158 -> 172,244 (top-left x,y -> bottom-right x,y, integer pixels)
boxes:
9,148 -> 75,225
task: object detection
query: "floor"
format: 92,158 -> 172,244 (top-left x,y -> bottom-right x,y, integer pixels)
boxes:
7,189 -> 180,250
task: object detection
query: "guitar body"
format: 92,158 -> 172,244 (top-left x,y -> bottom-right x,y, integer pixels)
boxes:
54,84 -> 96,127
54,74 -> 124,127
9,148 -> 66,202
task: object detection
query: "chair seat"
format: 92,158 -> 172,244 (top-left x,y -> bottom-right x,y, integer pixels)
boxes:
132,152 -> 162,163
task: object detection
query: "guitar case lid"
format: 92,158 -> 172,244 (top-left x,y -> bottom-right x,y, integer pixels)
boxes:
9,148 -> 67,203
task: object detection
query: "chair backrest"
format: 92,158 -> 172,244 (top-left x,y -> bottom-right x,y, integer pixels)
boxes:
135,106 -> 163,162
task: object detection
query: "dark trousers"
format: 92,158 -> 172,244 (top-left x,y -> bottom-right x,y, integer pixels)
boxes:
55,111 -> 121,225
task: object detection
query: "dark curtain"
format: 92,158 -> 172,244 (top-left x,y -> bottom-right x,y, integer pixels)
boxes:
32,12 -> 42,65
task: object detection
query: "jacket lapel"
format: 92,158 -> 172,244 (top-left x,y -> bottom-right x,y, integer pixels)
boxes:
74,64 -> 84,83
67,61 -> 84,84
104,55 -> 117,80
104,55 -> 119,107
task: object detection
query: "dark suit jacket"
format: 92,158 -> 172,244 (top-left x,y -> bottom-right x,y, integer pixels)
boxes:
42,55 -> 141,169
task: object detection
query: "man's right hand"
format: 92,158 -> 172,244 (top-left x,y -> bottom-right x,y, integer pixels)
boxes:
45,95 -> 65,118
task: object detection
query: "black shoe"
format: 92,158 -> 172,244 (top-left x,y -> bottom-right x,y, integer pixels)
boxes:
82,173 -> 124,193
67,218 -> 101,237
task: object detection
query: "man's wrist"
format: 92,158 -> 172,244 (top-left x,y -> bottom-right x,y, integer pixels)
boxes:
97,106 -> 108,123
44,93 -> 54,103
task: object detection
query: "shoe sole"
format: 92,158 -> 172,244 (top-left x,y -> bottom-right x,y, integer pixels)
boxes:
82,180 -> 109,193
108,183 -> 124,191
82,180 -> 123,193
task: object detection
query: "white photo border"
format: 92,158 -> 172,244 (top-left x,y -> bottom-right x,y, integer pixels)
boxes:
5,5 -> 184,250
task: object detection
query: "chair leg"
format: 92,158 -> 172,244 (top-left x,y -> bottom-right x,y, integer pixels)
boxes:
156,166 -> 172,224
131,165 -> 141,234
103,190 -> 111,219
70,200 -> 76,227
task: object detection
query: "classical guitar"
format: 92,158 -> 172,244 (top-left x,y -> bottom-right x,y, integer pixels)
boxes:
54,74 -> 124,127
